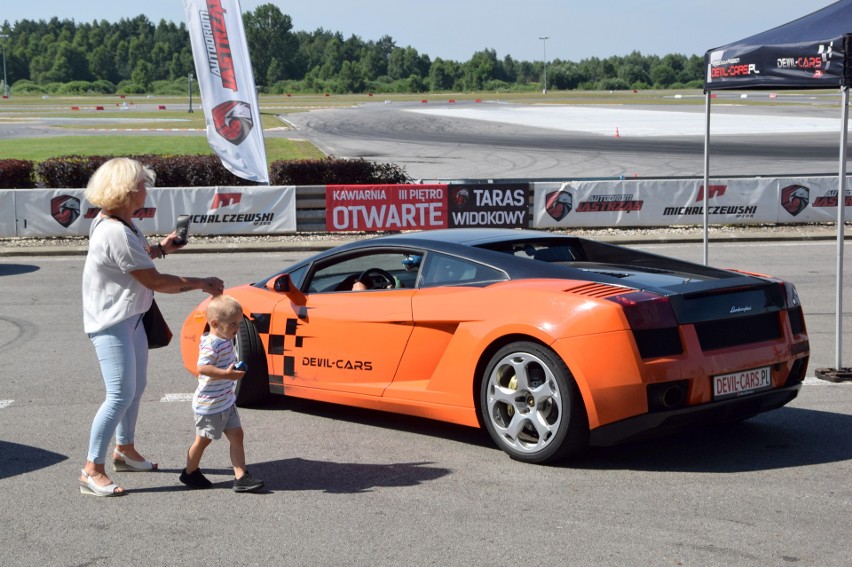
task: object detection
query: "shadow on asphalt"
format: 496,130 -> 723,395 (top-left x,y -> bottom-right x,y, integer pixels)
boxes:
123,460 -> 450,495
253,398 -> 852,474
253,458 -> 451,494
256,396 -> 493,449
0,263 -> 40,277
0,440 -> 67,480
573,406 -> 852,473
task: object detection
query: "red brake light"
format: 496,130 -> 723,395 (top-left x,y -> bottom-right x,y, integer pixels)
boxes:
780,281 -> 801,309
607,291 -> 678,330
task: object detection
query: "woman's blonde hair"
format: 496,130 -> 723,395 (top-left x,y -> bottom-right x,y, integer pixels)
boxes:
206,295 -> 243,324
85,157 -> 156,210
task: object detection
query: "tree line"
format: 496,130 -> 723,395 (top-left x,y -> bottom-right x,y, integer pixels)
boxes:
0,4 -> 705,96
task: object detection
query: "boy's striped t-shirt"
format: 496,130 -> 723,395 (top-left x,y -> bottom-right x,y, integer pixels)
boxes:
193,333 -> 237,415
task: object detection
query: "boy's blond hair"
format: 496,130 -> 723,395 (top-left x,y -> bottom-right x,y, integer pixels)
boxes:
206,294 -> 243,324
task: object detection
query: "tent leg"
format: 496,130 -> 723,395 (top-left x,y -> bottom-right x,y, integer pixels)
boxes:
839,87 -> 847,371
703,91 -> 711,265
816,86 -> 851,382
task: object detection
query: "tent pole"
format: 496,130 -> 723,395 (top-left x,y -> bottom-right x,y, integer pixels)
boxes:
703,91 -> 711,265
836,86 -> 849,370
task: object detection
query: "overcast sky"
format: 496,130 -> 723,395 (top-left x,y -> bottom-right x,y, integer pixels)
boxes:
1,0 -> 834,62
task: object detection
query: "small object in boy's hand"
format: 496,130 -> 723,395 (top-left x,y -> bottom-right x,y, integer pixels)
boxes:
235,361 -> 247,371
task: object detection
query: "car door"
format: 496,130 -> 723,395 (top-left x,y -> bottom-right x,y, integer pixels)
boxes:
272,250 -> 417,397
386,252 -> 510,405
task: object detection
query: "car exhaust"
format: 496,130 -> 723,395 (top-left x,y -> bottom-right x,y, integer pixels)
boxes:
647,380 -> 688,412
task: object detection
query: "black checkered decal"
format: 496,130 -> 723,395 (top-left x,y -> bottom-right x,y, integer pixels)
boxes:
250,312 -> 302,381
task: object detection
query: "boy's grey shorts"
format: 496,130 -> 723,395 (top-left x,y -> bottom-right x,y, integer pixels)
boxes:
195,405 -> 241,440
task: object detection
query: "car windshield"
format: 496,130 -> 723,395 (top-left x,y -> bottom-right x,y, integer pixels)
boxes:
306,250 -> 423,292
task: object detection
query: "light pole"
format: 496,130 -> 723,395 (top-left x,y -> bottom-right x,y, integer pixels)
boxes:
539,36 -> 549,94
188,72 -> 194,113
0,34 -> 8,98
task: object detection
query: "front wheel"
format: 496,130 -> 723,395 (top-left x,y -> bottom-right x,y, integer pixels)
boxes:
479,342 -> 588,464
233,317 -> 271,407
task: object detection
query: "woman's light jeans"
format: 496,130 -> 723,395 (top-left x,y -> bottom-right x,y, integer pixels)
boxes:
87,313 -> 148,464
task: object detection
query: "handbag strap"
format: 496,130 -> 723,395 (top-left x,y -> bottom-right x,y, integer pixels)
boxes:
101,214 -> 141,237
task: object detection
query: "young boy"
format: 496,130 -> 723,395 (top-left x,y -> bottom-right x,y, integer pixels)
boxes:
179,294 -> 264,493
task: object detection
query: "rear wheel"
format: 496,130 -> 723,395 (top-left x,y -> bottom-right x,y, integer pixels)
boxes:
480,341 -> 588,464
234,317 -> 271,407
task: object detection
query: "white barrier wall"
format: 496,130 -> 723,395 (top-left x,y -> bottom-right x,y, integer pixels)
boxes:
1,177 -> 849,237
532,177 -> 851,228
0,191 -> 16,236
0,186 -> 296,237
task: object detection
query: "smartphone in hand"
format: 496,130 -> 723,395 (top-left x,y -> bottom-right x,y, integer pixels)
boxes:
174,215 -> 191,245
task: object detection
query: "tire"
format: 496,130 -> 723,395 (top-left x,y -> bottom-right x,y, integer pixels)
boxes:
233,317 -> 271,408
479,341 -> 589,464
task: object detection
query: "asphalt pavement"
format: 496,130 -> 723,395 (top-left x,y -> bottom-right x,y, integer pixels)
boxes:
1,243 -> 850,567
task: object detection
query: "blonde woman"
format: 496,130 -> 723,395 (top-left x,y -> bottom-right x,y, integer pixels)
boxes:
80,157 -> 224,496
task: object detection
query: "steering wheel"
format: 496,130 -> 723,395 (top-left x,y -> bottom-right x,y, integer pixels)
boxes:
357,268 -> 395,290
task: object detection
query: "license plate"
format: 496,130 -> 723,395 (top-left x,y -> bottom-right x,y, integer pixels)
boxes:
713,366 -> 772,400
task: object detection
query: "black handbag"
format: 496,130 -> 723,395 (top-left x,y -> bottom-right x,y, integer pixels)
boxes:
142,298 -> 173,349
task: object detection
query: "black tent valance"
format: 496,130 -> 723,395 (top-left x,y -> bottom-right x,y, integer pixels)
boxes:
704,0 -> 852,90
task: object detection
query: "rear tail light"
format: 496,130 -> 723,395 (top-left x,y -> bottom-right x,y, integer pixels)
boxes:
780,281 -> 801,309
788,306 -> 806,335
777,281 -> 806,335
606,291 -> 678,330
606,291 -> 683,358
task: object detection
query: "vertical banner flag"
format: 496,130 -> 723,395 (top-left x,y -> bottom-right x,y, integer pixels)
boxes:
184,0 -> 269,183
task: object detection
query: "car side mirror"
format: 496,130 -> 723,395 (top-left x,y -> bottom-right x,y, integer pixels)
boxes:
266,274 -> 306,305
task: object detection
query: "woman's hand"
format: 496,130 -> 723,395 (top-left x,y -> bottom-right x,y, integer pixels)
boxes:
201,277 -> 225,296
159,231 -> 185,255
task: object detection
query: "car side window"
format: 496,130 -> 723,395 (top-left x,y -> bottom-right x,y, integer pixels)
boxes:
287,264 -> 309,290
485,241 -> 579,263
419,252 -> 507,288
306,251 -> 423,293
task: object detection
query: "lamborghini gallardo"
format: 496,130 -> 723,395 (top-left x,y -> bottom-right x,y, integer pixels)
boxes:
180,229 -> 809,464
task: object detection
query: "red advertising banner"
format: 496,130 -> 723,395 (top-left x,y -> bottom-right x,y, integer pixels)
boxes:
326,185 -> 447,232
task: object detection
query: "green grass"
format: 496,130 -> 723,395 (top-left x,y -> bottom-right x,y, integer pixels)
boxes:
0,135 -> 324,163
0,94 -> 329,162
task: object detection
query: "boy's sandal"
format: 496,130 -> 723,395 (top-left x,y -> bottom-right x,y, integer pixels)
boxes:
79,469 -> 125,497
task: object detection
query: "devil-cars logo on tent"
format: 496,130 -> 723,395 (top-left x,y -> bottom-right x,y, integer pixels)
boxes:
781,184 -> 810,216
546,190 -> 573,221
51,195 -> 81,227
212,100 -> 254,145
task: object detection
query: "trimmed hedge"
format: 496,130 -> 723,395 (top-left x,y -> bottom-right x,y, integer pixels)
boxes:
271,157 -> 410,185
34,154 -> 252,189
142,155 -> 254,187
20,155 -> 410,188
0,159 -> 37,188
34,155 -> 110,189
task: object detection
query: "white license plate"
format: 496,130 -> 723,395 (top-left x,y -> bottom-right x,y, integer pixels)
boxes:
713,366 -> 772,400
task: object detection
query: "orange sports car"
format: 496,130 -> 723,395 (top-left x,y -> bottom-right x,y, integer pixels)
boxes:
180,228 -> 809,464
